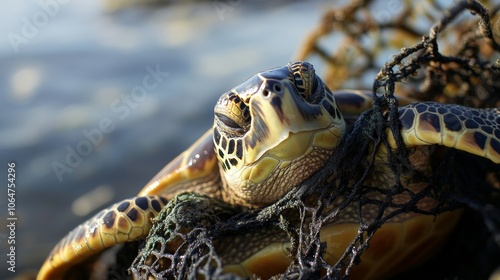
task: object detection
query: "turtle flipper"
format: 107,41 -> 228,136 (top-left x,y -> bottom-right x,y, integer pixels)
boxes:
38,130 -> 221,279
333,90 -> 418,116
392,102 -> 500,163
138,129 -> 221,197
334,90 -> 417,125
37,195 -> 168,280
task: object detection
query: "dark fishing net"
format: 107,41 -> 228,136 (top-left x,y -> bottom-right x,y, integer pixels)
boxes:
113,1 -> 500,279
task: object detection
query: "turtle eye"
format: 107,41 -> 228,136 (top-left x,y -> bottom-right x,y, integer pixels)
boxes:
214,91 -> 250,138
289,61 -> 317,102
215,113 -> 244,130
215,114 -> 246,137
309,76 -> 320,101
293,72 -> 309,100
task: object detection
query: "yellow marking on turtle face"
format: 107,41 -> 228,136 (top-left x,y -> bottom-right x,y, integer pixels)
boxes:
232,103 -> 242,116
278,160 -> 291,169
312,127 -> 342,149
242,82 -> 343,165
249,157 -> 280,183
226,126 -> 338,203
213,62 -> 346,207
267,131 -> 313,160
240,166 -> 252,181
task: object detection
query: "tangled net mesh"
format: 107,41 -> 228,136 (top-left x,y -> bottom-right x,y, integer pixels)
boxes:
109,1 -> 500,279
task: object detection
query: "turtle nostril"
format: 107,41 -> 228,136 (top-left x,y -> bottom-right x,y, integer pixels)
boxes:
262,89 -> 270,97
273,84 -> 282,93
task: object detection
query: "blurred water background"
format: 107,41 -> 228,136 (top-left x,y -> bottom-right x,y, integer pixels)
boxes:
0,0 -> 332,278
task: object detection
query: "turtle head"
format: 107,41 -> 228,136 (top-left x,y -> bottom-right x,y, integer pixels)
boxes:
213,61 -> 345,207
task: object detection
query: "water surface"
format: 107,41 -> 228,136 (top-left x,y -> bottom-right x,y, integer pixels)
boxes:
0,1 -> 328,277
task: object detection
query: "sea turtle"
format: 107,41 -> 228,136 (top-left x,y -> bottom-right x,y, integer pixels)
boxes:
37,61 -> 500,280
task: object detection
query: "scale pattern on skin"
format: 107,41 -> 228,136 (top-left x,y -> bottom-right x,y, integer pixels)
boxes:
37,62 -> 500,280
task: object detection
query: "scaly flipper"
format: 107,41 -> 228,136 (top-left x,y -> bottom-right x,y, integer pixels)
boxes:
37,196 -> 168,280
391,102 -> 500,163
333,90 -> 418,116
37,130 -> 220,280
